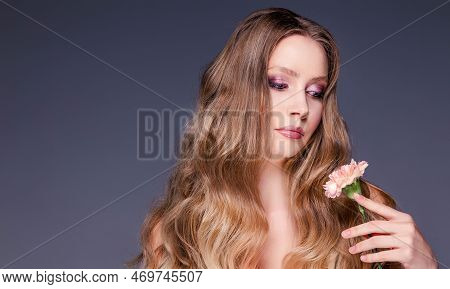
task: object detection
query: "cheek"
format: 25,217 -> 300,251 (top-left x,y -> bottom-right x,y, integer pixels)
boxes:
309,105 -> 323,128
269,107 -> 282,128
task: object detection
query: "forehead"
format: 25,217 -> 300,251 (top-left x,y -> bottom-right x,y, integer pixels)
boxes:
268,34 -> 328,78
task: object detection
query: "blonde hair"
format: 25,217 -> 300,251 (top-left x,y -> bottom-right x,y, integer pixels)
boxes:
127,7 -> 402,269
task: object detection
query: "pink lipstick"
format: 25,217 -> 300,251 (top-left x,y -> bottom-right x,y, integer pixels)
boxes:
275,125 -> 305,140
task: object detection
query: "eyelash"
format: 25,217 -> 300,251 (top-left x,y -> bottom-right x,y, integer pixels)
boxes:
268,79 -> 325,99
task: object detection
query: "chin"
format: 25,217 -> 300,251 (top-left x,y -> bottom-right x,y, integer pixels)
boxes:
271,139 -> 302,159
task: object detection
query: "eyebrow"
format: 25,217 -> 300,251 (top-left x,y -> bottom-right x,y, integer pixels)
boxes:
268,65 -> 328,83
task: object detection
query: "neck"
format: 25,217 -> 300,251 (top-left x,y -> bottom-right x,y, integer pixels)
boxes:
258,160 -> 291,215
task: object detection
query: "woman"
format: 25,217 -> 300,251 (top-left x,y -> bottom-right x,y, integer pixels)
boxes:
128,7 -> 438,269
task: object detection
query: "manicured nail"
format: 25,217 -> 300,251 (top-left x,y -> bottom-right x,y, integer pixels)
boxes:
341,230 -> 350,237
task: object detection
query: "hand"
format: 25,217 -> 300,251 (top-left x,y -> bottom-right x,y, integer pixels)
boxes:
341,193 -> 439,269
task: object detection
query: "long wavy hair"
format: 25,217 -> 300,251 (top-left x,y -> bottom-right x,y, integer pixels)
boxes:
127,7 -> 402,269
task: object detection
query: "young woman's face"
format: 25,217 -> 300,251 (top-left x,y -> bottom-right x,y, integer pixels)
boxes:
267,34 -> 328,165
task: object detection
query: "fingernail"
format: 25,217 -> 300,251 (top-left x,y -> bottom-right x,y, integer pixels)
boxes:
341,230 -> 350,238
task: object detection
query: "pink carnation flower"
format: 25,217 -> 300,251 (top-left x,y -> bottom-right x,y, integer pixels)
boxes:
323,158 -> 383,269
323,159 -> 368,198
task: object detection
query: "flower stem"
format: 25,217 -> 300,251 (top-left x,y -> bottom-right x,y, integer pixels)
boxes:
359,204 -> 383,269
343,179 -> 383,269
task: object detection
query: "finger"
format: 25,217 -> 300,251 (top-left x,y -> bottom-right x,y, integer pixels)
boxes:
353,193 -> 401,220
349,235 -> 402,254
341,220 -> 402,239
360,248 -> 403,263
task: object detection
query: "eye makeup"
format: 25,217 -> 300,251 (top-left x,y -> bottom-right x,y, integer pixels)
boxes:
306,83 -> 325,98
268,77 -> 288,90
267,75 -> 326,99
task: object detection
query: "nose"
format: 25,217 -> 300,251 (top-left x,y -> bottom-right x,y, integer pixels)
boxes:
288,90 -> 309,120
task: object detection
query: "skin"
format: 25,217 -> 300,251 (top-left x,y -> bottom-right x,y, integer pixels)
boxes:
258,34 -> 328,268
258,35 -> 439,269
266,34 -> 327,167
342,193 -> 439,269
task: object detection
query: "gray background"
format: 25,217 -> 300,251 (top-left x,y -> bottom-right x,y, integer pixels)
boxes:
1,0 -> 449,268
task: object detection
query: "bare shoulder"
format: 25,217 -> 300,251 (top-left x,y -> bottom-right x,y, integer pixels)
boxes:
327,250 -> 339,269
150,221 -> 163,250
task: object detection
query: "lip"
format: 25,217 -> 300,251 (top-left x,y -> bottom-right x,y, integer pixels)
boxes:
275,126 -> 305,140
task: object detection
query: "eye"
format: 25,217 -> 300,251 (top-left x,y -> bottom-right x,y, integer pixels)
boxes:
307,90 -> 325,99
307,84 -> 326,99
268,78 -> 288,91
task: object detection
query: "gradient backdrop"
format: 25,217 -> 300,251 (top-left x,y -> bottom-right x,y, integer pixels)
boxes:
1,0 -> 449,268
